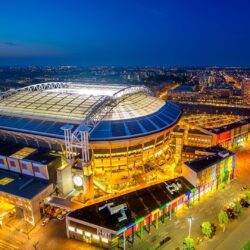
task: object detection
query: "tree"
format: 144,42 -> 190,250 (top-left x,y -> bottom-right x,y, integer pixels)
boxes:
218,210 -> 228,232
233,201 -> 242,216
245,191 -> 250,204
201,221 -> 213,238
183,237 -> 195,250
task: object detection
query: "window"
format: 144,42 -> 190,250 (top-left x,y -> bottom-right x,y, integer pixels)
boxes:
68,226 -> 75,232
33,166 -> 40,173
9,160 -> 16,167
21,163 -> 27,170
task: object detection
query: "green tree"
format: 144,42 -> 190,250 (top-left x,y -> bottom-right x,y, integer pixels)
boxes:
218,210 -> 228,232
201,221 -> 213,238
245,191 -> 250,204
233,201 -> 242,216
183,237 -> 195,250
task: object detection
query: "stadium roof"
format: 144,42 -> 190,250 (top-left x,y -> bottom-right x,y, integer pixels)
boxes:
0,83 -> 182,140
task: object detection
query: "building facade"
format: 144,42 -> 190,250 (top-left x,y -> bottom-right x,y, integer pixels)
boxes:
242,78 -> 250,100
183,147 -> 236,201
66,177 -> 195,249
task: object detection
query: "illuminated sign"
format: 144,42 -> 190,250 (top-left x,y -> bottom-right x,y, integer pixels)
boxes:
73,175 -> 83,187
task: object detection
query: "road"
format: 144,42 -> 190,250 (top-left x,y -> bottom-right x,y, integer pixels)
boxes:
20,220 -> 98,250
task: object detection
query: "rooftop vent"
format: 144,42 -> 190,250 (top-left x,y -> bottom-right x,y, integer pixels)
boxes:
99,202 -> 128,222
165,182 -> 182,195
218,151 -> 229,158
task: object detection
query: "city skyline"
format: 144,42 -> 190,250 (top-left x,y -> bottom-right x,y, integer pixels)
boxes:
1,0 -> 250,66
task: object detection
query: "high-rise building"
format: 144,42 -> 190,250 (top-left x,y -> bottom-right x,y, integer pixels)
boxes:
242,78 -> 250,100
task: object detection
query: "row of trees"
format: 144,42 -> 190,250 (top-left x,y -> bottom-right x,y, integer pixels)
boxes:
182,191 -> 250,249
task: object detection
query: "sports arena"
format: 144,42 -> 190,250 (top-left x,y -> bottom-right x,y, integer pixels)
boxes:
0,82 -> 182,196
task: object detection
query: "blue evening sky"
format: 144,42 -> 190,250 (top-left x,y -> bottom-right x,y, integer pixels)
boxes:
0,0 -> 250,66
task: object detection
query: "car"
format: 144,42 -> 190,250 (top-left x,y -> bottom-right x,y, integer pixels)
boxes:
41,217 -> 50,226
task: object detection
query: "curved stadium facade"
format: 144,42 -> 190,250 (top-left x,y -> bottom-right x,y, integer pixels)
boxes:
0,82 -> 182,191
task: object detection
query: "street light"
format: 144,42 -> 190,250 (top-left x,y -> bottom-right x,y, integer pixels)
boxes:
187,216 -> 193,237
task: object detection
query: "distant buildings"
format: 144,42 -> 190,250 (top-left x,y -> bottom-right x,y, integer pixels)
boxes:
174,117 -> 250,151
242,78 -> 250,100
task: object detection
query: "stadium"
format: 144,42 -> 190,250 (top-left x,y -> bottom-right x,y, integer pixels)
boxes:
0,82 -> 182,197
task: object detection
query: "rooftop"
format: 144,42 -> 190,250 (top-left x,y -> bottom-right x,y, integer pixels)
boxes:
10,147 -> 37,159
0,143 -> 24,157
0,83 -> 164,124
0,83 -> 182,141
185,146 -> 235,173
68,177 -> 194,232
208,118 -> 250,134
0,141 -> 60,165
90,102 -> 182,140
0,170 -> 51,199
25,151 -> 60,165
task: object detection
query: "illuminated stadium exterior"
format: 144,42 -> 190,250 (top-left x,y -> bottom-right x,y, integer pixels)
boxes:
0,82 -> 182,195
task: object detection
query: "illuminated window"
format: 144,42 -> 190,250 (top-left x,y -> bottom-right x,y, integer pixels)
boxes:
68,226 -> 75,232
93,234 -> 99,241
102,237 -> 108,243
85,232 -> 91,237
76,229 -> 83,235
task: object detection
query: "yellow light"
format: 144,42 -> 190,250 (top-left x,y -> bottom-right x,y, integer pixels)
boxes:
76,228 -> 83,235
85,232 -> 91,237
102,237 -> 108,243
93,234 -> 99,240
68,226 -> 75,232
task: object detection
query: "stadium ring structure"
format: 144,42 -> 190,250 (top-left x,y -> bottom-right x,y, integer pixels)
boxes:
0,82 -> 182,188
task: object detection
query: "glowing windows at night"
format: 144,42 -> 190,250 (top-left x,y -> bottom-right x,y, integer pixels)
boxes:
101,237 -> 108,243
85,232 -> 91,237
92,234 -> 100,240
68,226 -> 75,232
76,228 -> 83,235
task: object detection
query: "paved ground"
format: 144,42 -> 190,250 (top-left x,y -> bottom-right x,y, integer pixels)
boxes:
133,142 -> 250,250
20,220 -> 98,250
0,142 -> 249,250
201,209 -> 250,250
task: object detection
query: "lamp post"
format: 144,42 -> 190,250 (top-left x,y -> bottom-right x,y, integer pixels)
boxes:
187,216 -> 193,237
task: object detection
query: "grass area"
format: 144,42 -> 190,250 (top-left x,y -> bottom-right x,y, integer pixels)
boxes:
241,240 -> 250,250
